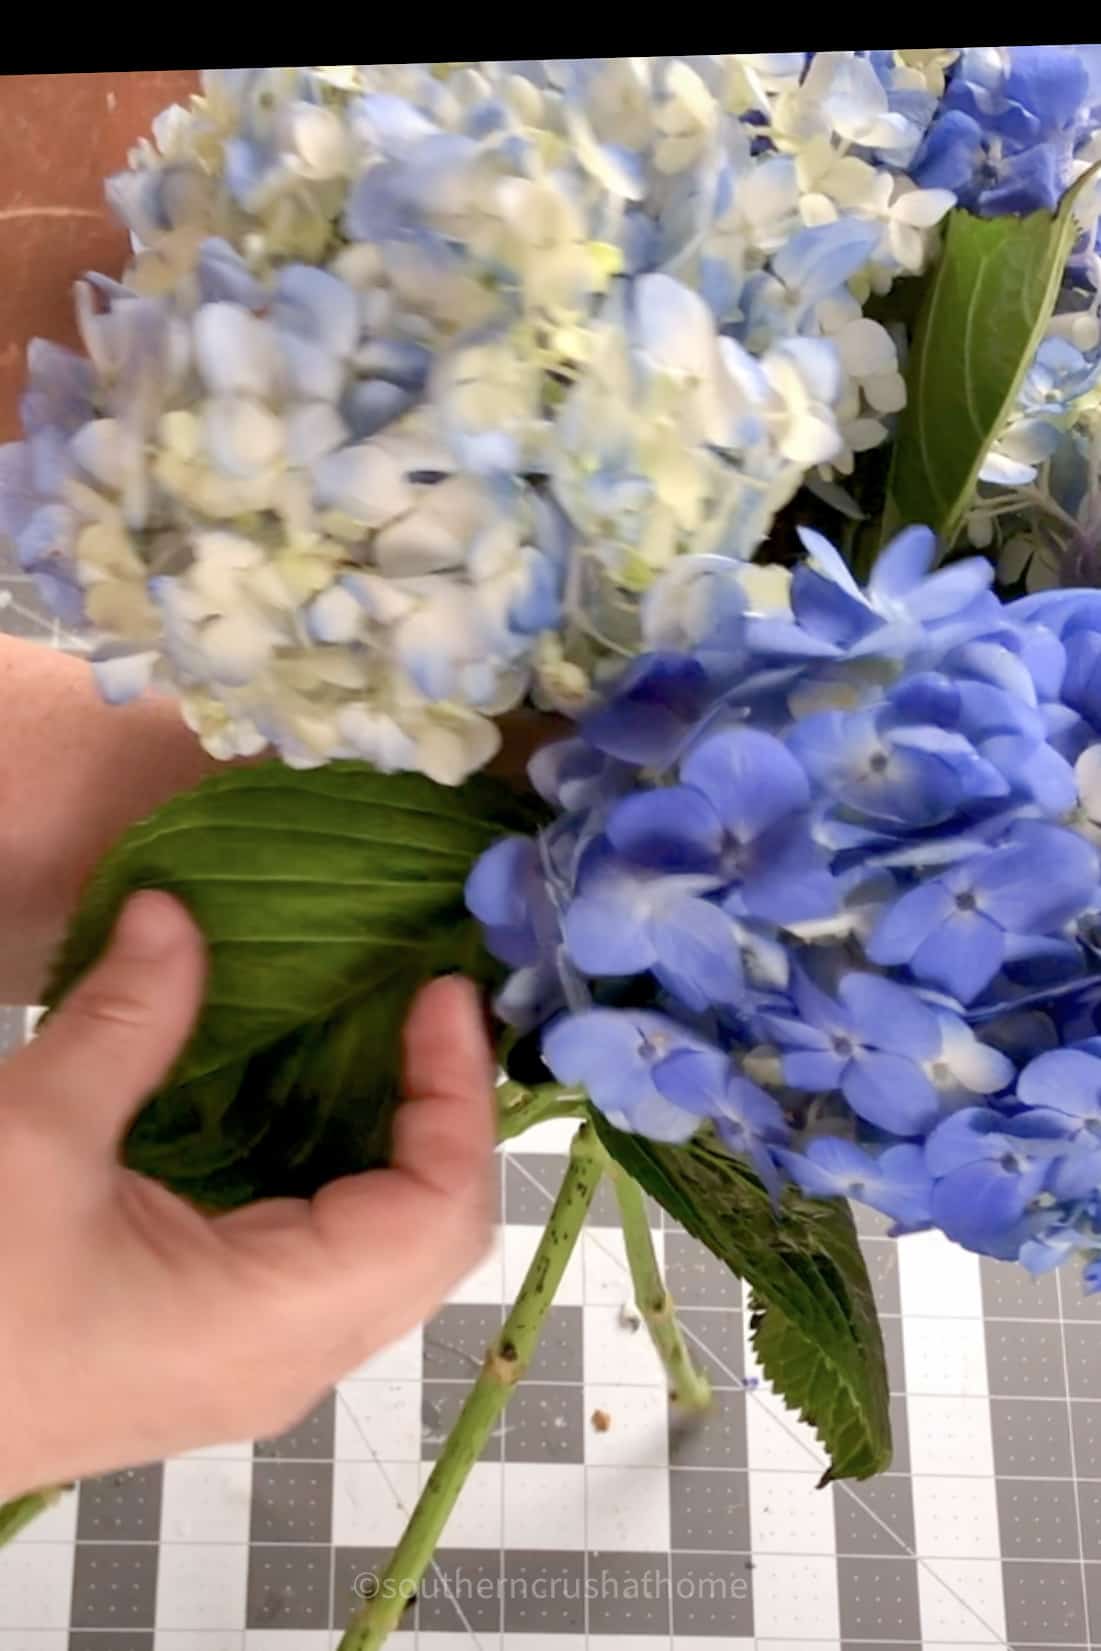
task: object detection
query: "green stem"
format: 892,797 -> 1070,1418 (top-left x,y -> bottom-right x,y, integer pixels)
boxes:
337,1123 -> 604,1651
495,1080 -> 586,1142
609,1163 -> 712,1411
0,1485 -> 67,1546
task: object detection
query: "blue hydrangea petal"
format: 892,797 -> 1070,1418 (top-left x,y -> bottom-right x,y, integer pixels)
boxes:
1005,46 -> 1089,133
781,1048 -> 847,1091
867,882 -> 955,965
651,1047 -> 728,1117
789,567 -> 880,649
779,1138 -> 933,1226
738,819 -> 838,925
771,220 -> 883,308
606,786 -> 724,871
564,888 -> 657,975
1017,1047 -> 1101,1118
913,109 -> 984,192
1049,1145 -> 1101,1200
792,967 -> 858,1038
973,824 -> 1098,932
903,558 -> 994,622
981,145 -> 1062,215
582,653 -> 713,765
838,973 -> 941,1059
681,727 -> 811,842
911,910 -> 1006,1003
843,1049 -> 941,1135
930,1161 -> 1045,1258
465,836 -> 535,930
867,526 -> 938,602
652,895 -> 745,1011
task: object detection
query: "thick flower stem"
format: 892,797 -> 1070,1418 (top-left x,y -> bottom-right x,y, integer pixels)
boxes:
609,1162 -> 712,1411
496,1080 -> 586,1142
0,1486 -> 67,1546
336,1123 -> 604,1651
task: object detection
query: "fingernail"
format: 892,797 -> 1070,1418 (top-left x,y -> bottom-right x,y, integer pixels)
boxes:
113,890 -> 191,961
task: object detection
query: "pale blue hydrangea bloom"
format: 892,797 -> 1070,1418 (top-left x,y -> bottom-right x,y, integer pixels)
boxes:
0,57 -> 958,776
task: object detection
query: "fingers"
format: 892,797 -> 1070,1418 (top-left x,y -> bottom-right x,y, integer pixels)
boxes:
309,975 -> 496,1259
6,890 -> 207,1152
394,975 -> 497,1201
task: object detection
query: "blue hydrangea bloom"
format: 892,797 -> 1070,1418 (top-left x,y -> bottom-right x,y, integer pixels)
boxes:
758,970 -> 944,1136
469,526 -> 1101,1287
777,1139 -> 934,1229
925,1107 -> 1071,1259
914,46 -> 1097,215
543,1009 -> 715,1142
868,820 -> 1099,1002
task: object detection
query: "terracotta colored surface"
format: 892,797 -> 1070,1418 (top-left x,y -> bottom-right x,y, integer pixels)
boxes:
0,70 -> 200,439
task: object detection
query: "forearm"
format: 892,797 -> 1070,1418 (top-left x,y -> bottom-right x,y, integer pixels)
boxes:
0,636 -> 224,1004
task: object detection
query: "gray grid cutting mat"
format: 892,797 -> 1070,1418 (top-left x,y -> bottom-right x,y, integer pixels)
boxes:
4,585 -> 1101,1650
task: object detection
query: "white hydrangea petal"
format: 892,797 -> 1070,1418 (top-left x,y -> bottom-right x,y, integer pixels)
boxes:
336,701 -> 419,769
863,370 -> 907,415
70,419 -> 129,490
201,612 -> 281,684
92,649 -> 159,704
564,105 -> 647,201
799,193 -> 839,228
772,336 -> 842,405
281,102 -> 349,179
891,186 -> 956,228
888,218 -> 927,271
194,304 -> 279,398
306,583 -> 364,643
808,53 -> 887,141
350,91 -> 440,155
202,397 -> 285,478
394,589 -> 486,698
834,318 -> 896,378
779,411 -> 843,466
632,273 -> 718,381
312,443 -> 415,526
284,403 -> 348,467
415,711 -> 501,786
274,265 -> 360,359
936,1016 -> 1014,1095
978,450 -> 1039,487
279,334 -> 345,402
845,416 -> 888,452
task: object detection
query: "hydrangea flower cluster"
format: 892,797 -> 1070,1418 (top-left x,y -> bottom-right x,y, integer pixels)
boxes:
942,49 -> 1101,589
468,528 -> 1101,1283
0,57 -> 962,778
914,46 -> 1101,215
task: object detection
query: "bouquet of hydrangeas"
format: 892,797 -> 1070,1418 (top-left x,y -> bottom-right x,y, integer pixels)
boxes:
10,50 -> 1101,1646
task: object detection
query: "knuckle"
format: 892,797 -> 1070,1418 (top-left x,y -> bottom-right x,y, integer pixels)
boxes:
71,982 -> 153,1033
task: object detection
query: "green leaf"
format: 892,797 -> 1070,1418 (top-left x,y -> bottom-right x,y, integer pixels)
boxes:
48,761 -> 538,1209
588,1114 -> 890,1482
884,174 -> 1097,549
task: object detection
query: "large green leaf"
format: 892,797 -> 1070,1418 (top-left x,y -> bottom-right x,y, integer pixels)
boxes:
589,1113 -> 890,1482
885,174 -> 1096,549
47,762 -> 537,1209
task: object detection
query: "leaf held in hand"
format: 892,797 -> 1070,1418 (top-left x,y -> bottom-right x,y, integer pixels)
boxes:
885,171 -> 1099,550
589,1114 -> 890,1482
48,761 -> 538,1209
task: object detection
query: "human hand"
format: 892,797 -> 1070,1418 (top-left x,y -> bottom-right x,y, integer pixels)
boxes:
0,890 -> 495,1495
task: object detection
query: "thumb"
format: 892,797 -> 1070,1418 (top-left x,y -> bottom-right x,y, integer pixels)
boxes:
7,890 -> 207,1151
